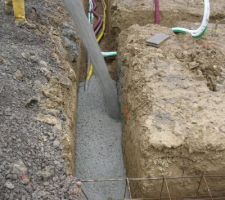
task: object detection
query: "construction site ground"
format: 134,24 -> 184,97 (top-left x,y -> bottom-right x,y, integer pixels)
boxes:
113,0 -> 225,198
118,23 -> 225,198
111,0 -> 225,48
0,0 -> 82,199
1,0 -> 225,199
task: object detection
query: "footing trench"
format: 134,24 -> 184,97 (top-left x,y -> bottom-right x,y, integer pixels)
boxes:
76,76 -> 126,200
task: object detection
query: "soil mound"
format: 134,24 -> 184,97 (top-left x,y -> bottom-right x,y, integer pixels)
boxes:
118,24 -> 225,198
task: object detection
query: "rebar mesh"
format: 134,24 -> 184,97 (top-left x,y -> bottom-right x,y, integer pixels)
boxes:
76,174 -> 225,200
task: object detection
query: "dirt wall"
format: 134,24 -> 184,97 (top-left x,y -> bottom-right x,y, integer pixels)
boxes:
33,1 -> 80,176
118,24 -> 225,198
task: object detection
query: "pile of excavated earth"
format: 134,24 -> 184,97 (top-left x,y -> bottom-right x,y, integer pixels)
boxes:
0,0 -> 82,199
112,0 -> 225,198
118,24 -> 225,197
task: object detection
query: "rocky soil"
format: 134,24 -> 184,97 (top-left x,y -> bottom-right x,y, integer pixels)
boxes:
118,24 -> 225,198
0,0 -> 82,199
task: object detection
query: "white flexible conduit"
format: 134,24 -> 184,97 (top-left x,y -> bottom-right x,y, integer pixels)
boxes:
172,0 -> 210,39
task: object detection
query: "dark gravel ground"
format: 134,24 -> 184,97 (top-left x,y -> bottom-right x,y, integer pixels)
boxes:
0,0 -> 82,199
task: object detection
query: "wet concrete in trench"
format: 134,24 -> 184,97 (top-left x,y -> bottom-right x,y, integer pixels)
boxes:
76,76 -> 126,200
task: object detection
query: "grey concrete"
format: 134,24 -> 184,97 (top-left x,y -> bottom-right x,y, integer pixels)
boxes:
76,76 -> 126,200
64,0 -> 120,119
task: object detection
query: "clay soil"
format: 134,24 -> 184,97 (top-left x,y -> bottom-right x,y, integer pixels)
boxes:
118,24 -> 225,198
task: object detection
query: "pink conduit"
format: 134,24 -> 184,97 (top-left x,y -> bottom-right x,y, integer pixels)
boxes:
154,0 -> 160,24
92,0 -> 103,34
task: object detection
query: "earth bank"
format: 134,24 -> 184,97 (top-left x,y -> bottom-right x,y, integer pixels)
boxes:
118,24 -> 225,198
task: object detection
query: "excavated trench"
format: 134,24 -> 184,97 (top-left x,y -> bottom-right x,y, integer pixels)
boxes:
76,77 -> 126,199
74,1 -> 126,199
73,0 -> 225,199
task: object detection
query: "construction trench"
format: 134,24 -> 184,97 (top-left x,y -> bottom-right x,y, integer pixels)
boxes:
1,0 -> 225,199
75,0 -> 225,199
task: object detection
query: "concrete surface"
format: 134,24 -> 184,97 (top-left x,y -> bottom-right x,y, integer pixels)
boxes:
64,0 -> 120,119
76,76 -> 126,200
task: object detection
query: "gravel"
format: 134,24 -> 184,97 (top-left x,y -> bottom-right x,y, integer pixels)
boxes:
0,0 -> 81,199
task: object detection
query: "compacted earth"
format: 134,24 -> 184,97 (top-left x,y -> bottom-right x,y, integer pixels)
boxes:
109,0 -> 225,198
118,24 -> 225,198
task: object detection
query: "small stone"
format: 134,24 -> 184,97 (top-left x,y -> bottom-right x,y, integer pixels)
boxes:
5,181 -> 14,189
14,70 -> 24,80
43,181 -> 49,186
47,132 -> 55,141
43,136 -> 47,142
189,61 -> 199,70
62,37 -> 78,62
37,166 -> 55,181
21,52 -> 29,60
0,174 -> 5,185
11,174 -> 17,180
12,160 -> 29,184
5,107 -> 11,116
58,75 -> 72,89
68,68 -> 76,81
54,160 -> 60,166
36,114 -> 60,127
21,195 -> 27,200
6,173 -> 17,180
63,37 -> 74,49
20,175 -> 30,185
76,181 -> 82,187
16,20 -> 36,29
30,55 -> 39,63
12,160 -> 28,176
53,140 -> 60,147
33,80 -> 42,91
39,60 -> 48,68
0,57 -> 5,64
40,67 -> 51,79
25,184 -> 33,193
62,27 -> 77,41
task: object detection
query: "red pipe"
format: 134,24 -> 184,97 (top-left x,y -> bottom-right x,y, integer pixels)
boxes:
154,0 -> 160,24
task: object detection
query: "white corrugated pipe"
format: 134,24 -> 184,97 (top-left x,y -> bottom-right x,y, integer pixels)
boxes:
172,0 -> 210,39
